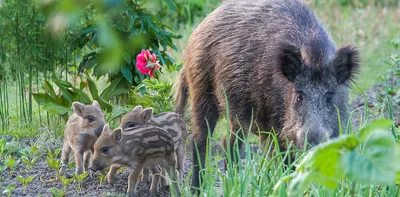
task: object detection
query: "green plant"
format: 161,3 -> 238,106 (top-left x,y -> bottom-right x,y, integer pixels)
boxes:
129,63 -> 180,114
0,138 -> 6,157
20,146 -> 41,170
17,175 -> 35,190
48,187 -> 66,197
46,148 -> 61,178
2,185 -> 15,197
279,119 -> 400,196
97,173 -> 107,186
73,171 -> 88,191
59,176 -> 73,191
4,156 -> 19,175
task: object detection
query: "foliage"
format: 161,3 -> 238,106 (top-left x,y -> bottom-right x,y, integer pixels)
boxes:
129,63 -> 179,114
17,175 -> 35,190
20,146 -> 41,170
46,148 -> 61,178
281,119 -> 400,196
3,156 -> 19,176
2,185 -> 15,197
59,176 -> 73,191
48,187 -> 66,197
73,171 -> 88,191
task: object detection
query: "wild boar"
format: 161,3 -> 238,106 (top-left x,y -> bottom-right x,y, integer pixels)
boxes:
175,0 -> 360,190
59,100 -> 105,175
89,124 -> 181,196
116,106 -> 188,184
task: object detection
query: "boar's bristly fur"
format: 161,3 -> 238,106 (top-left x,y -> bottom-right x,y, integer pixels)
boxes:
175,0 -> 360,191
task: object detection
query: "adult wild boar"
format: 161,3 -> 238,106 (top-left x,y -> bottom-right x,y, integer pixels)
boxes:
175,0 -> 360,190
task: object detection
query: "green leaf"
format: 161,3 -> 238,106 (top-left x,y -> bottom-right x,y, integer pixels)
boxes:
33,93 -> 55,105
43,103 -> 72,115
357,119 -> 393,142
17,176 -> 24,183
343,131 -> 400,185
121,66 -> 133,84
86,73 -> 99,99
44,80 -> 57,98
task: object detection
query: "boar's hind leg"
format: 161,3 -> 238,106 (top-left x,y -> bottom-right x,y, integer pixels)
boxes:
59,139 -> 71,175
190,93 -> 219,192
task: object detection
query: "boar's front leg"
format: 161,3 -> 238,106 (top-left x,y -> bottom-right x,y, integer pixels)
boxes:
127,165 -> 142,195
59,138 -> 72,175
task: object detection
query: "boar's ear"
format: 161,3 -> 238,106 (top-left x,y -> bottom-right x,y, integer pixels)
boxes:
332,46 -> 360,84
141,108 -> 153,123
72,102 -> 85,116
112,128 -> 122,142
132,106 -> 143,113
92,100 -> 100,108
278,43 -> 305,83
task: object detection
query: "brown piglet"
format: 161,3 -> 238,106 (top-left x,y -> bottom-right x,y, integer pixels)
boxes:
89,124 -> 181,196
59,100 -> 105,175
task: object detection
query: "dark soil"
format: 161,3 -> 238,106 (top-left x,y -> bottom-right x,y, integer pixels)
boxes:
1,76 -> 400,197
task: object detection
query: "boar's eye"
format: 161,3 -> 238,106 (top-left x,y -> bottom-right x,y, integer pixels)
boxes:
87,116 -> 95,123
101,146 -> 110,154
326,92 -> 334,105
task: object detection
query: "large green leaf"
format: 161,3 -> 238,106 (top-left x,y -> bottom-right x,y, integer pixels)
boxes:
342,131 -> 400,185
44,79 -> 57,98
43,103 -> 72,115
32,93 -> 55,105
121,65 -> 133,84
100,77 -> 130,100
52,75 -> 75,103
86,73 -> 99,99
357,119 -> 393,142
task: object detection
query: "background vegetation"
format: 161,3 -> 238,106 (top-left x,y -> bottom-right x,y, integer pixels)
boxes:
0,0 -> 399,196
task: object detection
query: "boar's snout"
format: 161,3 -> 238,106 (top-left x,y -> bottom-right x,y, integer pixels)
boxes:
89,165 -> 97,172
303,123 -> 336,149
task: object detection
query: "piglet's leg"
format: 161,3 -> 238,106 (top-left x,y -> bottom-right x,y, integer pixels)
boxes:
59,139 -> 71,175
149,166 -> 161,194
141,168 -> 150,184
127,165 -> 142,195
107,164 -> 120,185
74,148 -> 84,175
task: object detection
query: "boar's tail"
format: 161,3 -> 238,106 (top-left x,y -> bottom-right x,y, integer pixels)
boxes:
175,70 -> 188,115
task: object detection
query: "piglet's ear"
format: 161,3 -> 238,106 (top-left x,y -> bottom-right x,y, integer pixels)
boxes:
332,45 -> 360,84
132,106 -> 143,113
112,127 -> 122,142
102,124 -> 111,134
92,100 -> 100,108
141,108 -> 153,123
72,102 -> 85,116
278,43 -> 305,83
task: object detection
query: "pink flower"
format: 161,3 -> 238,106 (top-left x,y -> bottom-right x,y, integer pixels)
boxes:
136,50 -> 161,78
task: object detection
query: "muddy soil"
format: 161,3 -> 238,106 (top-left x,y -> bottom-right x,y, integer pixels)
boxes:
1,76 -> 400,197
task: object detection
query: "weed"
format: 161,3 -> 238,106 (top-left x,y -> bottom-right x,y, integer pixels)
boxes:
97,173 -> 106,186
17,175 -> 35,190
59,176 -> 73,191
20,146 -> 41,170
48,187 -> 66,197
2,185 -> 15,197
4,155 -> 19,175
46,148 -> 61,178
73,171 -> 88,192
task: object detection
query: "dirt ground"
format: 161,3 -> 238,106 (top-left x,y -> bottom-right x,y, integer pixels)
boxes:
1,76 -> 400,197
